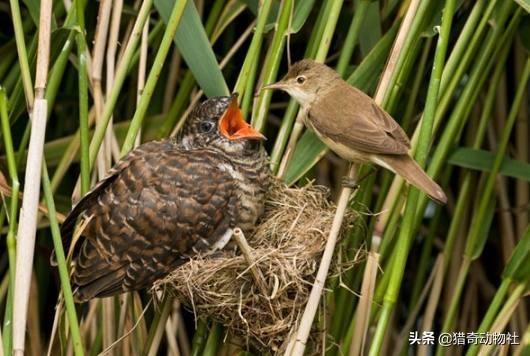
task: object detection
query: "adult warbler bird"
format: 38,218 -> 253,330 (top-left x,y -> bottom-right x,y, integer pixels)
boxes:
264,59 -> 446,204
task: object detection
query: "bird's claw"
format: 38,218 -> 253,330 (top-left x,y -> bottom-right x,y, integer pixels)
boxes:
341,177 -> 359,190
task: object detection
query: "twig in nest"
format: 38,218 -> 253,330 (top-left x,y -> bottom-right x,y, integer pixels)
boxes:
233,227 -> 270,299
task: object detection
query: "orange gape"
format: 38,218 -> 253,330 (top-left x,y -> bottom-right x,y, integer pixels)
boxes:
218,95 -> 265,141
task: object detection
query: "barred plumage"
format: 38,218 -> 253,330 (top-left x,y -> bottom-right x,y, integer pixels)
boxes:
57,96 -> 270,302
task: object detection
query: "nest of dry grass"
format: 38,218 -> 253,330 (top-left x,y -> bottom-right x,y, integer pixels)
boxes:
153,179 -> 360,353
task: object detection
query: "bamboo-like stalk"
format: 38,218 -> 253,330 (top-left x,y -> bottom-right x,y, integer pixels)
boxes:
349,250 -> 379,356
135,15 -> 150,147
275,0 -> 344,177
163,49 -> 181,113
335,0 -> 369,77
407,38 -> 510,356
514,42 -> 529,239
176,306 -> 190,356
105,0 -> 124,160
233,0 -> 273,97
437,50 -> 530,356
0,88 -> 19,355
417,256 -> 445,356
88,0 -> 153,164
251,0 -> 296,133
92,0 -> 113,180
290,0 -> 410,352
12,0 -> 53,354
201,323 -> 222,356
90,3 -> 115,350
41,163 -> 84,355
8,0 -> 34,109
76,0 -> 90,196
143,298 -> 172,356
373,0 -> 490,234
164,311 -> 181,356
120,0 -> 188,155
370,0 -> 457,352
475,283 -> 526,356
489,124 -> 516,263
390,251 -> 442,356
240,40 -> 259,118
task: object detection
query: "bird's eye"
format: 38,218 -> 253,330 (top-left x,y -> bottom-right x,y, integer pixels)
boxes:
296,76 -> 306,84
199,121 -> 215,133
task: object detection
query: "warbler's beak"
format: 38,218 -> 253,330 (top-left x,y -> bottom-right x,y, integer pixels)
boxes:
261,81 -> 289,91
219,96 -> 266,141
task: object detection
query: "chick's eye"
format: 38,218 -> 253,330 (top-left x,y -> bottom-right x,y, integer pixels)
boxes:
199,121 -> 215,133
296,76 -> 306,84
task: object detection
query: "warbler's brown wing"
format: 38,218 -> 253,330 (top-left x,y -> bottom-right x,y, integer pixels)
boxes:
62,143 -> 239,302
309,85 -> 410,155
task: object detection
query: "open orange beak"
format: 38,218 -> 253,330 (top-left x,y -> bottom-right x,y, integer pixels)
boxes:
219,96 -> 266,141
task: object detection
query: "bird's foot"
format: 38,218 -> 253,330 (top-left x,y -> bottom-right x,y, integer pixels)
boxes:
341,177 -> 359,190
341,166 -> 378,190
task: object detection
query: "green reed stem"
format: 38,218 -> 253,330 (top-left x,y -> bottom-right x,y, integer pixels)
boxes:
336,0 -> 369,76
190,319 -> 208,356
75,0 -> 90,195
42,163 -> 84,356
465,278 -> 511,356
121,0 -> 188,155
269,0 -> 343,172
369,0 -> 456,353
465,59 -> 530,260
8,0 -> 34,109
251,0 -> 296,133
202,323 -> 222,356
0,87 -> 18,355
88,0 -> 153,167
233,0 -> 273,97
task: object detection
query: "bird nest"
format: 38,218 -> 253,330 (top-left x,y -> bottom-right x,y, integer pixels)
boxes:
153,179 -> 361,353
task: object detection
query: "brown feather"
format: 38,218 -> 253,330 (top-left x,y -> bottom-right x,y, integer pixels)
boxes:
268,59 -> 446,204
57,96 -> 270,302
377,155 -> 447,204
65,140 -> 268,302
309,84 -> 410,155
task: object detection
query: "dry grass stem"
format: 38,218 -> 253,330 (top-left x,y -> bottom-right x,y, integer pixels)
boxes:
290,164 -> 357,355
232,227 -> 271,299
163,50 -> 182,113
417,255 -> 444,356
136,16 -> 150,147
105,0 -> 124,166
291,0 -> 422,352
349,251 -> 379,356
92,0 -> 113,179
13,0 -> 53,343
372,0 -> 422,243
277,110 -> 305,179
